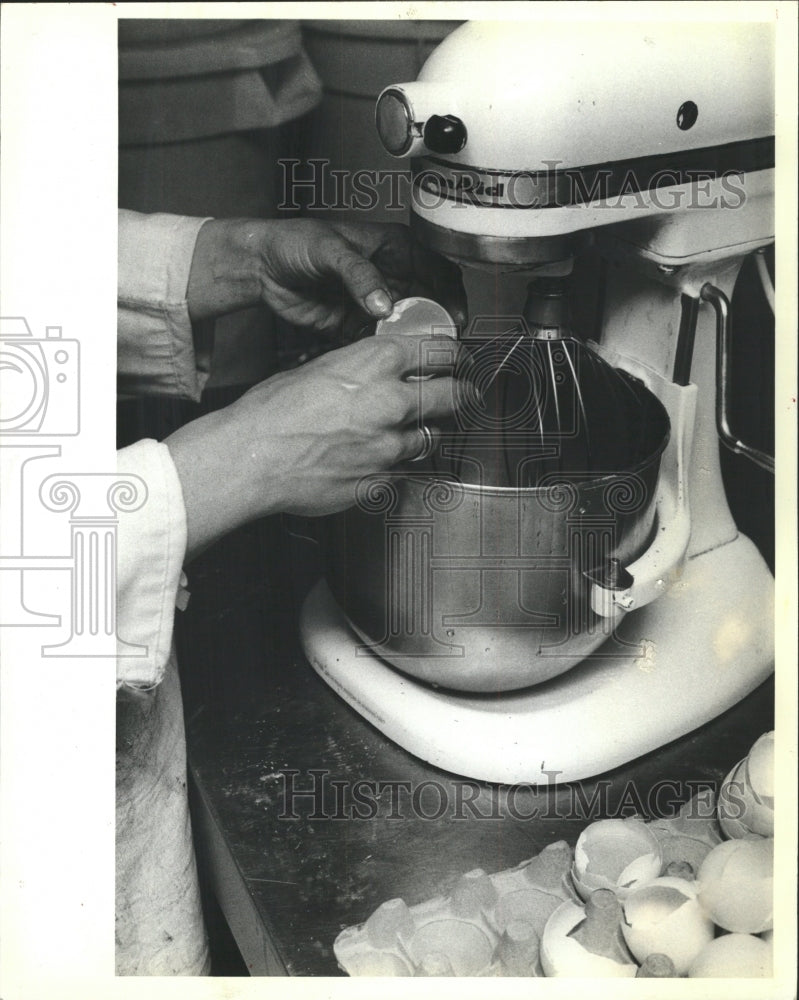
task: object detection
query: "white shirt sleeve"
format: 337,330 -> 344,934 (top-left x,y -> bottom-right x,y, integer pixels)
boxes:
116,439 -> 188,691
118,209 -> 213,401
115,211 -> 212,975
116,208 -> 212,690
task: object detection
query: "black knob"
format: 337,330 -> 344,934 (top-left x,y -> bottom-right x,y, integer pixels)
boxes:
423,115 -> 467,154
676,101 -> 698,131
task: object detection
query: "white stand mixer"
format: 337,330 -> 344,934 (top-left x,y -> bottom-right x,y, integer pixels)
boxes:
300,20 -> 775,784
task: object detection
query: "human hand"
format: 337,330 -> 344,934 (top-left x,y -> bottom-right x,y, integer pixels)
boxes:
165,333 -> 461,559
186,218 -> 466,334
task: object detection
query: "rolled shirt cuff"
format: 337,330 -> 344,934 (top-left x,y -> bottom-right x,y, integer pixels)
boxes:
116,439 -> 188,691
118,210 -> 212,402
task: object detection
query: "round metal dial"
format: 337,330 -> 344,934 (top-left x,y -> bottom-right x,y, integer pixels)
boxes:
376,90 -> 414,156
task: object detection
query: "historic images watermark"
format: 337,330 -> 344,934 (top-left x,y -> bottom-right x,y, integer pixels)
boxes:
279,158 -> 748,214
275,769 -> 729,824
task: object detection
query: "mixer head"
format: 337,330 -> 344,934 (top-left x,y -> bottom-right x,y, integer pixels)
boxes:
374,18 -> 774,489
375,20 -> 774,270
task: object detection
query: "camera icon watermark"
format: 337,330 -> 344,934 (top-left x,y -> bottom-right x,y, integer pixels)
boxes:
0,317 -> 80,435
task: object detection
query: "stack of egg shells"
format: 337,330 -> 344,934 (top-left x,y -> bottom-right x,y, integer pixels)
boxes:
689,731 -> 774,977
540,732 -> 775,978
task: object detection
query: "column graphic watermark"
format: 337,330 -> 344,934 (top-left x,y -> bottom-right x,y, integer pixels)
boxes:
0,316 -> 147,656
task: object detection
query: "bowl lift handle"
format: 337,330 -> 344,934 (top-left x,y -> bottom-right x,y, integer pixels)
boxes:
588,282 -> 774,619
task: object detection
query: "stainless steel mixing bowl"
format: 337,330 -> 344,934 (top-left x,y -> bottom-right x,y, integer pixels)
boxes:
324,348 -> 670,693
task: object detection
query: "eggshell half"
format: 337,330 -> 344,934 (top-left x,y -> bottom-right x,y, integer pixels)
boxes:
697,838 -> 773,932
621,876 -> 715,975
572,819 -> 662,901
688,933 -> 772,978
540,900 -> 637,978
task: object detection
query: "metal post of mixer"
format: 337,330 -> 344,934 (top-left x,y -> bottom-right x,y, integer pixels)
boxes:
700,282 -> 775,474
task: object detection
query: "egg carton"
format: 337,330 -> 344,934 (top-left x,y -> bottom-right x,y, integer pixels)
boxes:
333,841 -> 578,977
334,792 -> 724,977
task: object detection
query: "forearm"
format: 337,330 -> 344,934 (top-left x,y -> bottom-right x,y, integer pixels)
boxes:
186,218 -> 270,324
164,406 -> 271,561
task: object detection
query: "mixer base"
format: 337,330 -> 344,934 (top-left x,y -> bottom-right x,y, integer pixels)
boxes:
300,534 -> 774,784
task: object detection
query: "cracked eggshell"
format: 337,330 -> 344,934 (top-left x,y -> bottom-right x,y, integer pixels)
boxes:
650,828 -> 716,875
688,933 -> 773,978
621,876 -> 715,975
571,819 -> 662,901
718,758 -> 754,839
746,732 -> 774,794
375,297 -> 456,338
718,735 -> 774,839
743,731 -> 775,834
540,900 -> 637,978
343,951 -> 412,976
697,837 -> 773,933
